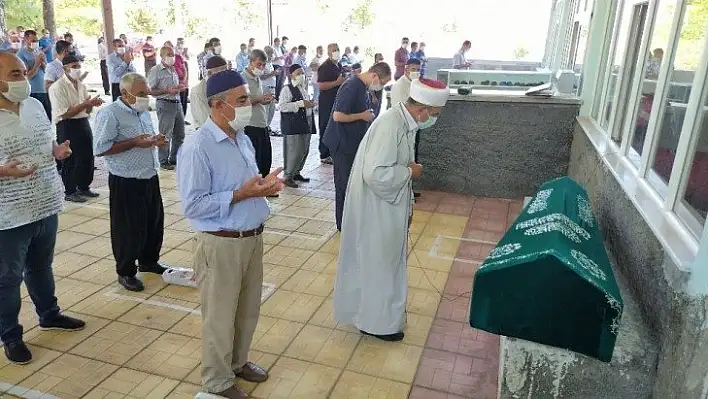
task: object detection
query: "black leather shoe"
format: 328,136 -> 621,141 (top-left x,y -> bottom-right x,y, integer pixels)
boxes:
40,314 -> 86,331
283,179 -> 299,188
118,276 -> 145,292
360,330 -> 405,342
294,174 -> 310,182
4,340 -> 32,364
413,192 -> 421,198
78,189 -> 100,198
138,263 -> 168,275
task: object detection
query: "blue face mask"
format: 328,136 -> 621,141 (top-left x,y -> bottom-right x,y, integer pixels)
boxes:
417,110 -> 438,130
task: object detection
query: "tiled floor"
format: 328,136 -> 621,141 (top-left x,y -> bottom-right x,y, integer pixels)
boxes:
0,109 -> 522,398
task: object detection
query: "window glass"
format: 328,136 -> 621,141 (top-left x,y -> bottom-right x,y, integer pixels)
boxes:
601,1 -> 649,142
627,0 -> 679,165
650,5 -> 707,189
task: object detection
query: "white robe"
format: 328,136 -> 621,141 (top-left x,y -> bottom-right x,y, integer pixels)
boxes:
390,76 -> 412,107
189,79 -> 209,128
333,103 -> 417,335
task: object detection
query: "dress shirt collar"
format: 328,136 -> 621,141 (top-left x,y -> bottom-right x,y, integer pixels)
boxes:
202,117 -> 242,143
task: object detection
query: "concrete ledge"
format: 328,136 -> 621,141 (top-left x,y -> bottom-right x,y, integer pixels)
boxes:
498,270 -> 658,398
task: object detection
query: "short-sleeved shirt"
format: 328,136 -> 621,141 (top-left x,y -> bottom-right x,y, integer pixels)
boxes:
453,51 -> 467,68
93,99 -> 159,179
45,59 -> 64,84
39,36 -> 53,61
317,59 -> 343,108
394,47 -> 409,80
48,74 -> 90,124
322,76 -> 369,155
148,64 -> 179,101
242,68 -> 268,128
0,97 -> 63,230
17,48 -> 46,94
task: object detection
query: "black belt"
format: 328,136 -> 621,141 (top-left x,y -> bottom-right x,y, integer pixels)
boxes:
158,98 -> 180,103
205,225 -> 264,239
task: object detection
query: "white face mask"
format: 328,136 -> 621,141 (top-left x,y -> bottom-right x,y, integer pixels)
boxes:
68,68 -> 83,80
330,51 -> 340,61
292,75 -> 305,86
30,42 -> 38,50
252,67 -> 264,77
10,42 -> 20,50
127,92 -> 150,112
116,47 -> 126,55
213,45 -> 222,55
409,72 -> 420,80
163,56 -> 175,66
1,79 -> 30,103
224,104 -> 252,131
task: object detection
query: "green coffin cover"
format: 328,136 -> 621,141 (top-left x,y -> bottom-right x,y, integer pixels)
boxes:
469,177 -> 623,362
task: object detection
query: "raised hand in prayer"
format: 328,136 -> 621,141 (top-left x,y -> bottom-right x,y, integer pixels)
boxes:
154,134 -> 168,148
133,134 -> 157,148
0,160 -> 35,178
53,140 -> 72,160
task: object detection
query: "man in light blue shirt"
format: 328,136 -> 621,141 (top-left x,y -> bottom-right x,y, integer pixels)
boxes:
234,43 -> 249,72
93,72 -> 169,293
17,30 -> 50,118
106,39 -> 136,101
176,70 -> 282,398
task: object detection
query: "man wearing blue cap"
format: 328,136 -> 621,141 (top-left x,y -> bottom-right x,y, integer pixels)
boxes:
177,70 -> 283,399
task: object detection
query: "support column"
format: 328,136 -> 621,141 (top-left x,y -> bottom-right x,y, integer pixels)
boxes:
101,0 -> 115,49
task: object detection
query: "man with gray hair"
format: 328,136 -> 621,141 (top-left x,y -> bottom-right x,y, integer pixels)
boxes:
189,55 -> 228,128
93,72 -> 169,292
177,69 -> 283,398
148,45 -> 187,170
242,49 -> 275,182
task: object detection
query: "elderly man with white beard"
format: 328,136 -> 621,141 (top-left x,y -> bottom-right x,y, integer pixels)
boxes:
333,78 -> 449,342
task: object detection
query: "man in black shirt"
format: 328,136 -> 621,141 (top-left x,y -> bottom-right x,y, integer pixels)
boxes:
316,43 -> 345,165
323,62 -> 392,231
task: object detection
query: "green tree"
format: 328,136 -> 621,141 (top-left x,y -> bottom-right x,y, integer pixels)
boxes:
345,0 -> 374,30
682,0 -> 708,41
5,0 -> 42,30
126,7 -> 157,34
56,0 -> 101,37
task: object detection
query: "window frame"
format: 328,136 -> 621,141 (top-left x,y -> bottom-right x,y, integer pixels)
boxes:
595,0 -> 627,124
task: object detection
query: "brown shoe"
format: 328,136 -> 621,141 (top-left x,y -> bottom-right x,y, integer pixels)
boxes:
235,361 -> 269,383
215,385 -> 249,398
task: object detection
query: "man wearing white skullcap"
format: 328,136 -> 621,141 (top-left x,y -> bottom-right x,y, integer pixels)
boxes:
333,78 -> 448,342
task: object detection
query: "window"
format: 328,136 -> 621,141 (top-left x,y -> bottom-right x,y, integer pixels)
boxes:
648,4 -> 707,194
626,0 -> 680,168
599,1 -> 650,139
678,88 -> 708,234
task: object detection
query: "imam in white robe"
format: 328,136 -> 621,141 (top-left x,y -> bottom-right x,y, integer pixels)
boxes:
189,78 -> 210,127
390,76 -> 412,107
333,102 -> 418,335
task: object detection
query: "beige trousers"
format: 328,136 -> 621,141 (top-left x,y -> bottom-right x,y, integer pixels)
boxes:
193,232 -> 264,393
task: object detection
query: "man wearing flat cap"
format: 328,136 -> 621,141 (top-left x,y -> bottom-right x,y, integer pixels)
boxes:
334,78 -> 449,342
177,70 -> 284,399
48,54 -> 103,203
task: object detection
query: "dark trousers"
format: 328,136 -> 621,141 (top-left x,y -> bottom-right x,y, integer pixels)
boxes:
317,103 -> 333,159
109,174 -> 164,277
111,83 -> 120,102
244,126 -> 273,177
414,130 -> 421,163
100,59 -> 110,94
180,88 -> 189,116
332,151 -> 356,231
57,118 -> 94,195
30,92 -> 51,120
0,215 -> 60,344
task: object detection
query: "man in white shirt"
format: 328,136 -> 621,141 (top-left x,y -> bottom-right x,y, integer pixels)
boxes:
190,55 -> 228,128
49,54 -> 103,203
0,52 -> 86,365
453,40 -> 472,69
309,46 -> 324,106
45,40 -> 83,91
390,58 -> 421,106
262,46 -> 279,135
272,37 -> 285,99
98,37 -> 110,95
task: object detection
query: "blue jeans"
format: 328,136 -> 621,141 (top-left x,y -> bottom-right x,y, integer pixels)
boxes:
0,215 -> 60,344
